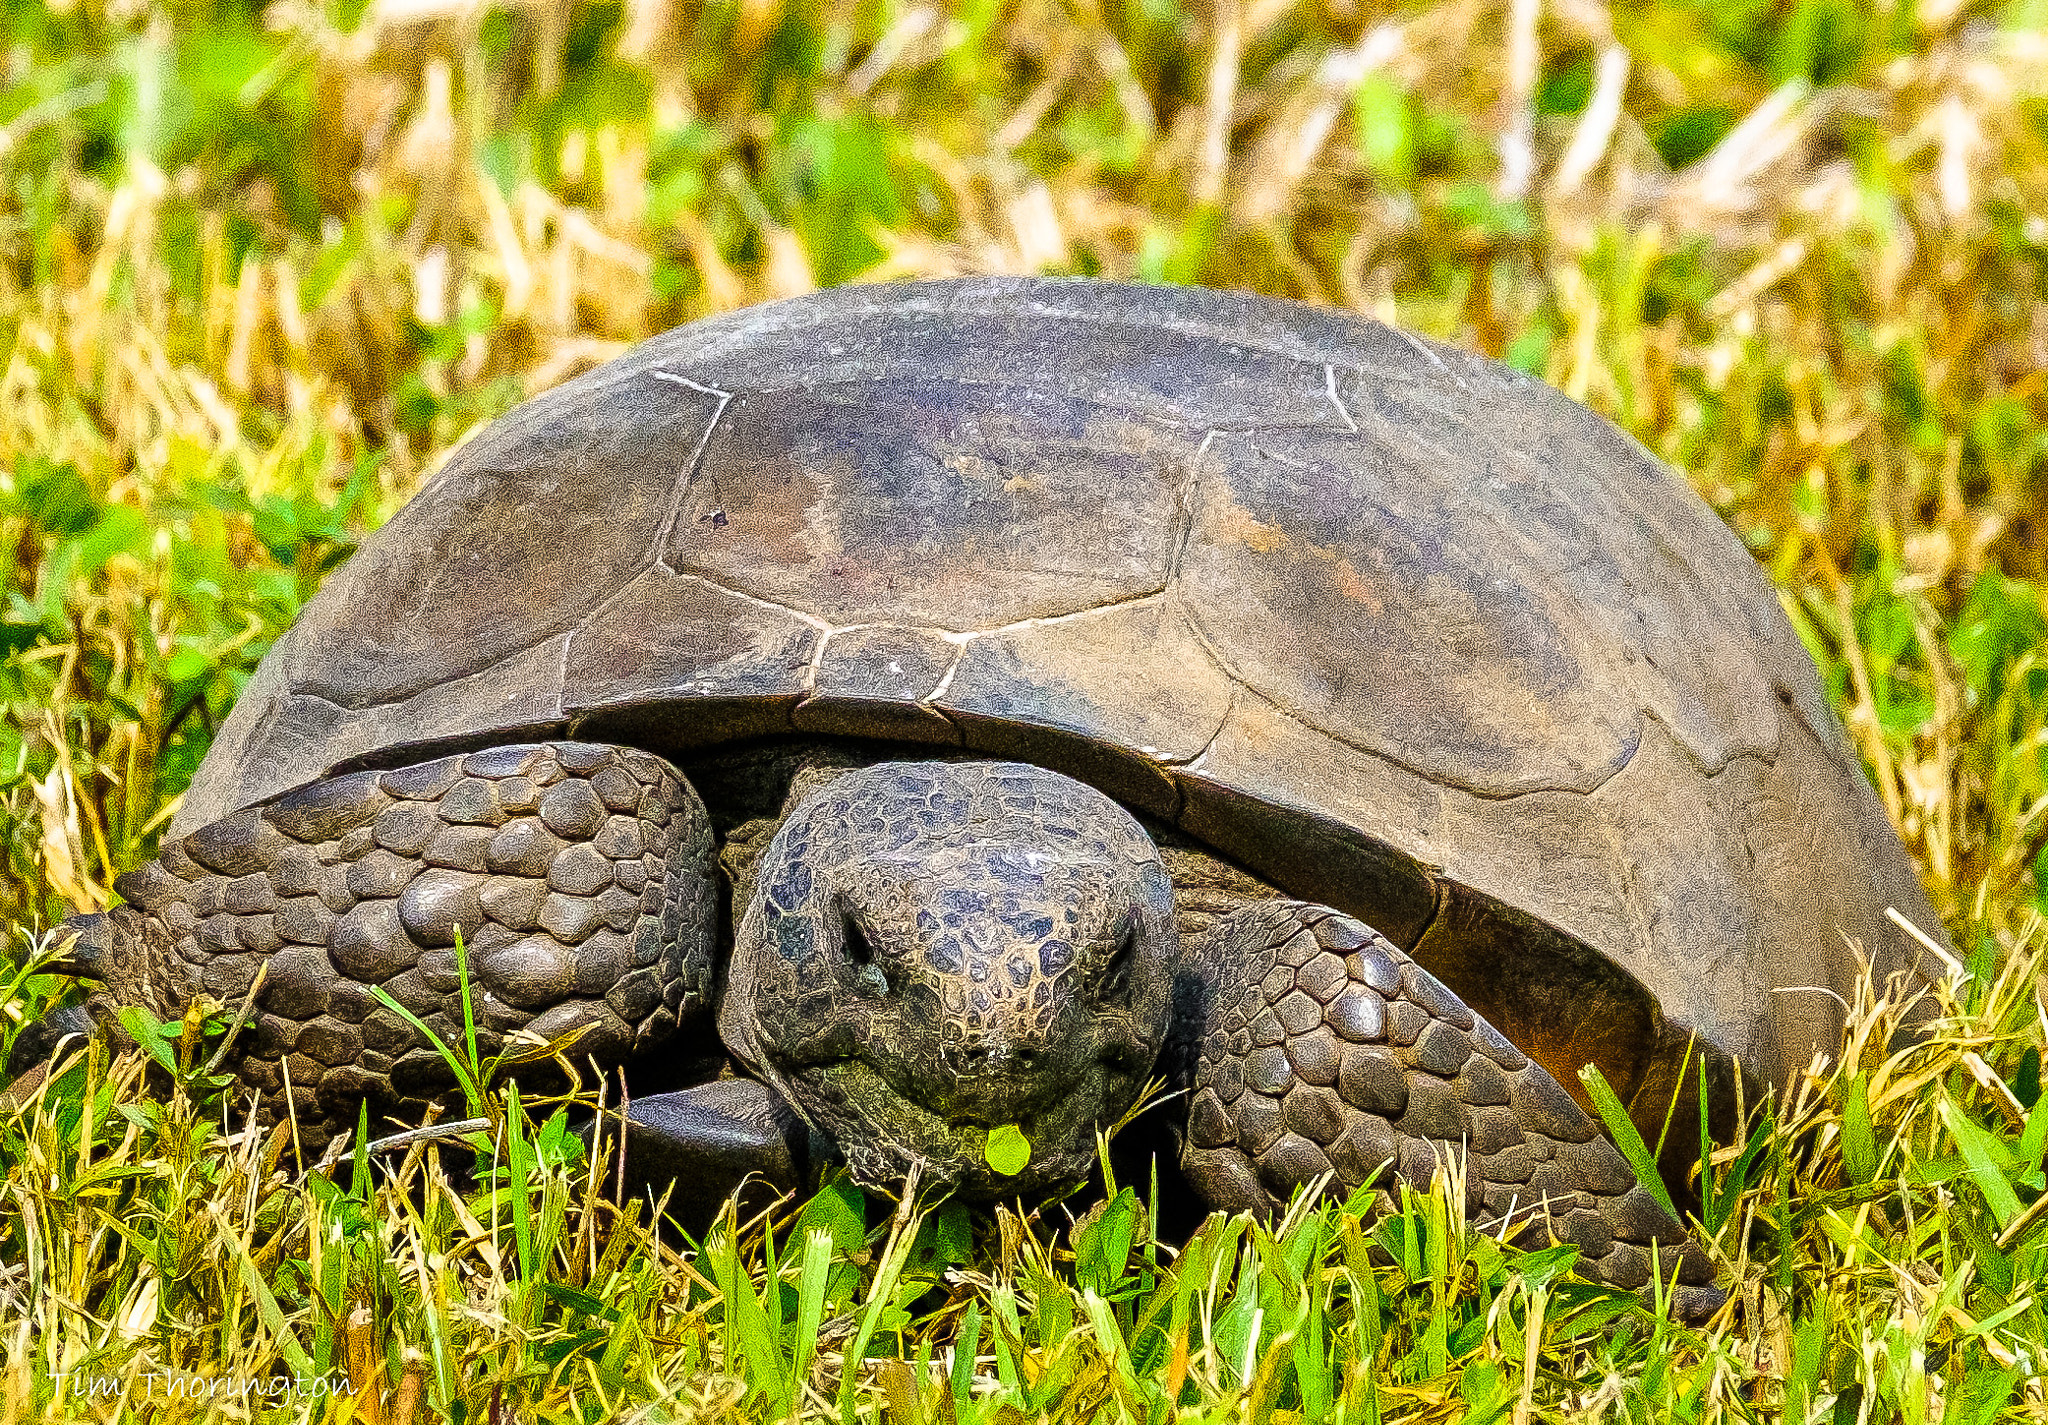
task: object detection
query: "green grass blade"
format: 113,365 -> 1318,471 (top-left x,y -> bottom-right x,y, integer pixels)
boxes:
792,1227 -> 832,1412
1843,1072 -> 1880,1186
506,1080 -> 537,1292
837,1205 -> 918,1423
951,1301 -> 982,1411
1579,1063 -> 1679,1219
367,984 -> 486,1117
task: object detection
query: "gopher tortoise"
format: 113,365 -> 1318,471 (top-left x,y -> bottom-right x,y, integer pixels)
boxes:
36,278 -> 1945,1312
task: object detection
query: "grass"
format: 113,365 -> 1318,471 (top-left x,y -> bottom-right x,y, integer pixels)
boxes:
0,0 -> 2043,1418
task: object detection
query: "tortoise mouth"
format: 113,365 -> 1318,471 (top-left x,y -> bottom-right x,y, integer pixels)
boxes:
785,1057 -> 1117,1200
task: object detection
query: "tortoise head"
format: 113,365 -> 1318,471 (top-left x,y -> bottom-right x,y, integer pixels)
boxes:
718,760 -> 1178,1198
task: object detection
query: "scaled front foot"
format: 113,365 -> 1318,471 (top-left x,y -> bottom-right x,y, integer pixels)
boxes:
37,742 -> 719,1152
1177,900 -> 1722,1319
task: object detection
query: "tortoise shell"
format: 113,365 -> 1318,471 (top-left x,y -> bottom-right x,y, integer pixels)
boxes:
179,277 -> 1943,1127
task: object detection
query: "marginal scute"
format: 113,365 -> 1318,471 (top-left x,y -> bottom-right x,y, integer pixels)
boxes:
346,849 -> 418,901
424,825 -> 494,873
374,801 -> 441,856
222,874 -> 276,916
1189,1089 -> 1235,1147
1457,1055 -> 1512,1107
547,843 -> 614,896
577,931 -> 634,992
1243,1046 -> 1294,1096
1281,1084 -> 1348,1144
489,819 -> 564,877
1513,1064 -> 1600,1144
1285,1028 -> 1342,1086
1387,999 -> 1429,1046
1259,1133 -> 1334,1189
1402,966 -> 1475,1029
464,744 -> 547,779
1296,954 -> 1348,1003
275,897 -> 335,946
1326,989 -> 1386,1043
1408,1020 -> 1471,1077
1398,1075 -> 1467,1140
1329,1116 -> 1397,1183
1347,944 -> 1401,996
478,936 -> 577,1009
328,899 -> 412,984
540,891 -> 605,944
1554,1138 -> 1639,1197
1272,989 -> 1319,1036
439,778 -> 506,827
382,756 -> 466,801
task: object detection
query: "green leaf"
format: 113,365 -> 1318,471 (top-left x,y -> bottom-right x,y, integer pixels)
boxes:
950,1302 -> 982,1410
69,504 -> 150,575
163,646 -> 212,683
793,1178 -> 866,1255
1075,1189 -> 1137,1296
985,1123 -> 1031,1176
1505,322 -> 1553,377
2019,1090 -> 2048,1174
117,1005 -> 178,1074
1941,1093 -> 2025,1228
790,1228 -> 833,1410
1352,74 -> 1411,178
913,1201 -> 974,1272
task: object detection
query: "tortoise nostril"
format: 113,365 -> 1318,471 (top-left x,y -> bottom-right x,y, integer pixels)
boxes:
841,910 -> 892,995
842,911 -> 875,966
1015,1047 -> 1039,1068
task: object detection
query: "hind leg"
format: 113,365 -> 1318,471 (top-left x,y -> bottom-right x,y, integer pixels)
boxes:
1175,900 -> 1721,1318
36,742 -> 718,1153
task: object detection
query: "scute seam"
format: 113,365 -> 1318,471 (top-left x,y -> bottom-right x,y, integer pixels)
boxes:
646,370 -> 734,569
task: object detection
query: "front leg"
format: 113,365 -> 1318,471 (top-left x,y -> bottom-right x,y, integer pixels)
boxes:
588,1077 -> 824,1234
1174,901 -> 1720,1316
30,742 -> 718,1153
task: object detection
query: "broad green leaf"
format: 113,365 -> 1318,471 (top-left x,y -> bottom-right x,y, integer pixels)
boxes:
1942,1093 -> 2025,1228
793,1178 -> 866,1256
1076,1188 -> 1138,1296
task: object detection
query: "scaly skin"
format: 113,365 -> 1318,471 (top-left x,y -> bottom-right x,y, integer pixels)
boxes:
42,743 -> 716,1153
1170,900 -> 1720,1316
718,760 -> 1178,1200
30,744 -> 1721,1313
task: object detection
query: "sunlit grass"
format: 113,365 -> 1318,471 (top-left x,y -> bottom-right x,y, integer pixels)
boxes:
3,925 -> 2043,1420
0,0 -> 2043,1417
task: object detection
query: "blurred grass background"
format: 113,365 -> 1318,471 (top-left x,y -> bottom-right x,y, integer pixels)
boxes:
1,0 -> 2046,1419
